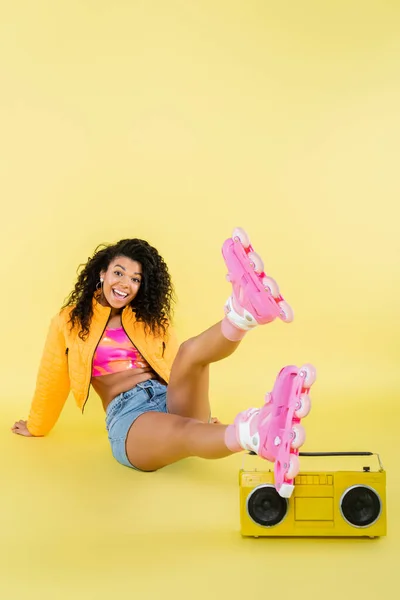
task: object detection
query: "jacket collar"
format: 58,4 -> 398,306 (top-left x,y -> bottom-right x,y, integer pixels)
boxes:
92,293 -> 138,326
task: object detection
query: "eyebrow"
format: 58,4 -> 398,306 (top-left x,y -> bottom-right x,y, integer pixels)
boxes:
115,264 -> 142,276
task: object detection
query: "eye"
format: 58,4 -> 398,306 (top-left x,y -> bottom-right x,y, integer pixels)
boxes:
114,270 -> 123,277
132,278 -> 141,284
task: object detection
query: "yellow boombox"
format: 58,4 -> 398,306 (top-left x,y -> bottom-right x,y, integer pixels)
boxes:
239,452 -> 387,537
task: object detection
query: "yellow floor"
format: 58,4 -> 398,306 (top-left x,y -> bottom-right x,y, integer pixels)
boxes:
2,394 -> 397,600
1,1 -> 399,597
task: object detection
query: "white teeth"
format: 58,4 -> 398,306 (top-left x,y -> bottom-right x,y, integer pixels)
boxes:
113,289 -> 127,298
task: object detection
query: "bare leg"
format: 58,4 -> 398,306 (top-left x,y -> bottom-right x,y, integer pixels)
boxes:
166,227 -> 282,421
125,411 -> 235,471
167,321 -> 242,421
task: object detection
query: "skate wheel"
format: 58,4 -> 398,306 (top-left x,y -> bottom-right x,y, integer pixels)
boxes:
299,364 -> 317,388
248,251 -> 264,274
261,276 -> 279,298
294,394 -> 311,419
232,227 -> 250,249
278,300 -> 294,323
286,454 -> 300,480
290,424 -> 306,449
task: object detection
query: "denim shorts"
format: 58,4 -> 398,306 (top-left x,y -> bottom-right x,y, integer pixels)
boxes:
105,379 -> 168,469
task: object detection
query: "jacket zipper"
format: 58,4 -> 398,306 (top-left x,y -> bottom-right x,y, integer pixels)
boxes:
82,312 -> 165,413
81,312 -> 110,413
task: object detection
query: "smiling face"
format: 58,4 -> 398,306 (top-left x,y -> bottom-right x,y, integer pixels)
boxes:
100,256 -> 142,311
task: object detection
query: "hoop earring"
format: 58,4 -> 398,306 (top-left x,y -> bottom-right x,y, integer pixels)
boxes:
96,278 -> 103,291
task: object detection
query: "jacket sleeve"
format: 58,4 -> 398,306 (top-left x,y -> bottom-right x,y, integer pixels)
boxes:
27,313 -> 71,436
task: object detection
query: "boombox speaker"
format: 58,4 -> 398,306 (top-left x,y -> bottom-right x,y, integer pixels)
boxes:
239,452 -> 386,537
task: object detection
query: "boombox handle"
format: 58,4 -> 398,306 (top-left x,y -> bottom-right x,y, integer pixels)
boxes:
245,451 -> 384,472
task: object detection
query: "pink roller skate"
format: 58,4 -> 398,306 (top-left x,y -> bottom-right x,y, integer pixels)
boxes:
222,227 -> 294,330
232,364 -> 316,498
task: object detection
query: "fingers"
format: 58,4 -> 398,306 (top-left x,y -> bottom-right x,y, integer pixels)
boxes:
11,420 -> 28,434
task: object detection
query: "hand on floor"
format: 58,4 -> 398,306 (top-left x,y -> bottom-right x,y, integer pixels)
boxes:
11,420 -> 33,437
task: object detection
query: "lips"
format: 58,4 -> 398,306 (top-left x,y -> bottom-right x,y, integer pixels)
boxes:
112,289 -> 128,301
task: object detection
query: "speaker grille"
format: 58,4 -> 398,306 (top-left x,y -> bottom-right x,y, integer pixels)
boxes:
247,485 -> 288,527
340,485 -> 382,528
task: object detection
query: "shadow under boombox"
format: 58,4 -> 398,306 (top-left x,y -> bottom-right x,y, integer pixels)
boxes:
239,452 -> 387,538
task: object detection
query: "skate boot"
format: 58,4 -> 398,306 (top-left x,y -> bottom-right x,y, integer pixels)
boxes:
222,227 -> 294,332
231,363 -> 316,498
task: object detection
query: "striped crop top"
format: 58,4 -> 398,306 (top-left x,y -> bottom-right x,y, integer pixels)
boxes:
92,326 -> 151,377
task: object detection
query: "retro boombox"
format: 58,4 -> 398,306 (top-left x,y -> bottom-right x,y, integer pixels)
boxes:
239,452 -> 387,537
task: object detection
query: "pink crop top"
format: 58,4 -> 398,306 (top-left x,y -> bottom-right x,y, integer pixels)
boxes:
92,327 -> 151,377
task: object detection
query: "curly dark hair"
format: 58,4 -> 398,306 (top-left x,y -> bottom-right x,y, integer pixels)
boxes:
62,238 -> 175,340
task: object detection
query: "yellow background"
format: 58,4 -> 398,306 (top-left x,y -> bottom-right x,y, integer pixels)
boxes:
1,1 -> 399,598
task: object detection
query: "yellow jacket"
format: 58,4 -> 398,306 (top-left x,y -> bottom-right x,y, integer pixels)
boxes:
27,298 -> 179,436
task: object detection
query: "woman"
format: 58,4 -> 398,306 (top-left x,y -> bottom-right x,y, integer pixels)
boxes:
11,228 -> 312,485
